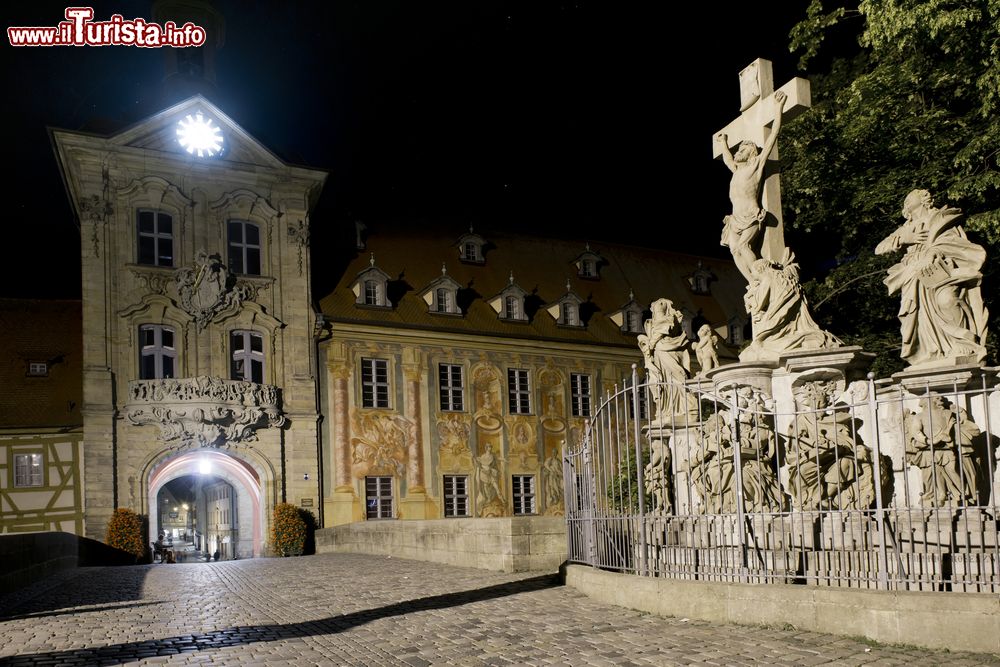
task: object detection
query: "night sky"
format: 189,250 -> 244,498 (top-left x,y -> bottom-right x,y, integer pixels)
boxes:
1,1 -> 809,299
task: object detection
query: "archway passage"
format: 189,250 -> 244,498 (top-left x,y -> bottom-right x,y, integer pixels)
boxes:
148,450 -> 263,558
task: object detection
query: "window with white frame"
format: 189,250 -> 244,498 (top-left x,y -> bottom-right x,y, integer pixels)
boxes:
365,476 -> 393,519
361,358 -> 390,408
512,474 -> 536,515
570,373 -> 591,417
580,258 -> 595,278
231,330 -> 265,383
507,368 -> 531,414
139,325 -> 176,379
624,309 -> 642,333
435,287 -> 453,313
137,210 -> 173,267
462,241 -> 480,262
27,362 -> 48,377
363,280 -> 379,305
14,453 -> 43,487
439,364 -> 464,411
443,475 -> 469,517
562,302 -> 580,326
504,295 -> 521,320
227,220 -> 262,276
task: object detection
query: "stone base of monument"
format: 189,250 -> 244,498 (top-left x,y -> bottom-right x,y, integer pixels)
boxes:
892,363 -> 997,394
953,508 -> 999,547
786,512 -> 821,549
821,513 -> 875,550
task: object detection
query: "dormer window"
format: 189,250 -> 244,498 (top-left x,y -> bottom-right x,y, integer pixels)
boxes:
421,263 -> 462,316
504,295 -> 522,320
562,302 -> 579,326
689,262 -> 714,295
573,243 -> 602,280
352,253 -> 392,309
457,227 -> 487,264
610,290 -> 644,334
625,310 -> 640,333
364,280 -> 382,306
728,316 -> 746,346
548,279 -> 585,328
491,272 -> 528,322
462,242 -> 479,262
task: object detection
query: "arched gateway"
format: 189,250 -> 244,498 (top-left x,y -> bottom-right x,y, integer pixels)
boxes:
147,450 -> 266,558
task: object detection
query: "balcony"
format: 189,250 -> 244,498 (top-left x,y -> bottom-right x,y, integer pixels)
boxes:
125,376 -> 285,447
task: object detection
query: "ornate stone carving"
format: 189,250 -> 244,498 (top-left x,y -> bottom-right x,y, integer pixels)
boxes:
875,189 -> 989,368
175,251 -> 251,330
350,410 -> 412,477
287,219 -> 310,277
130,266 -> 174,295
78,193 -> 114,258
125,376 -> 285,447
904,396 -> 981,508
637,298 -> 696,423
644,437 -> 672,513
782,381 -> 877,511
694,324 -> 721,376
688,387 -> 782,513
740,249 -> 842,361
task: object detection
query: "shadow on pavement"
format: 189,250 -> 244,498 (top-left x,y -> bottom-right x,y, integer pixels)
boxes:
0,600 -> 165,623
0,565 -> 152,621
0,573 -> 561,666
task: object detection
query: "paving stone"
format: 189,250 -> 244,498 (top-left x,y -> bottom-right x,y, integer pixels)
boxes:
0,554 -> 998,666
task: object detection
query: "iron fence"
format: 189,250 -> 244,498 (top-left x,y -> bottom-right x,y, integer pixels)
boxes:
564,367 -> 1000,592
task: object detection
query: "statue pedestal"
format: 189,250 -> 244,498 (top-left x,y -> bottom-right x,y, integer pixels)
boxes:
892,363 -> 996,394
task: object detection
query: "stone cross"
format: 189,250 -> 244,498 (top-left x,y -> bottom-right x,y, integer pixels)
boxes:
713,58 -> 811,263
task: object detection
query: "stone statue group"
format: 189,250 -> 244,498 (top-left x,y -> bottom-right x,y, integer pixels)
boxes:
633,63 -> 991,517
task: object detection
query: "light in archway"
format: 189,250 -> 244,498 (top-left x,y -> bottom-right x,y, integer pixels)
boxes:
176,111 -> 224,157
198,458 -> 212,475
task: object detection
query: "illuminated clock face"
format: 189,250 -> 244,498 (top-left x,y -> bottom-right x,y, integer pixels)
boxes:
176,111 -> 224,158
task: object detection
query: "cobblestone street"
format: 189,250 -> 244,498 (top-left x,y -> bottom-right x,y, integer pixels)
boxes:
1,553 -> 998,666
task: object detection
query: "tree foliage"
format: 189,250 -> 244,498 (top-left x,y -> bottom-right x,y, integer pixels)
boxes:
781,0 -> 1000,371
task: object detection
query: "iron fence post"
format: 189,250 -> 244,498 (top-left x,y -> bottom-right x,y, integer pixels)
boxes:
631,365 -> 648,577
728,386 -> 748,582
866,374 -> 891,590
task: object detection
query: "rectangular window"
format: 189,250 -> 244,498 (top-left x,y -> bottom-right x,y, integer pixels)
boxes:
626,379 -> 649,420
137,210 -> 174,267
14,453 -> 43,487
365,476 -> 393,519
361,358 -> 390,408
570,373 -> 591,417
227,220 -> 262,276
512,475 -> 536,515
231,330 -> 265,384
139,324 -> 176,379
363,280 -> 383,306
438,364 -> 464,412
443,475 -> 469,517
27,362 -> 48,377
507,368 -> 531,414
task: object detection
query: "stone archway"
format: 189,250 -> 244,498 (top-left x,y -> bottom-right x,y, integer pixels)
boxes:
148,450 -> 264,558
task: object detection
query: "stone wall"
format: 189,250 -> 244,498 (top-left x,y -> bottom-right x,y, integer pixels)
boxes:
564,564 -> 1000,654
316,517 -> 566,573
0,531 -> 136,597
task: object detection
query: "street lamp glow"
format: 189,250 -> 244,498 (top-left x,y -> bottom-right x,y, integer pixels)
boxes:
198,458 -> 212,475
176,111 -> 224,157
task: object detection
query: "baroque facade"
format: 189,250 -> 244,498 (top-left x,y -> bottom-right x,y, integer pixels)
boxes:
50,96 -> 327,555
318,228 -> 747,524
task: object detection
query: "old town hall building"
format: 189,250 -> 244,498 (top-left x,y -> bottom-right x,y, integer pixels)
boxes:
0,94 -> 745,554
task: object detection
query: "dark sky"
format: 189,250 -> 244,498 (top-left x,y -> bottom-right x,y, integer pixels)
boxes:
1,1 -> 809,298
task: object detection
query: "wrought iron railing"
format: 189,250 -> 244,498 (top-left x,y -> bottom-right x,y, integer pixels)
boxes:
564,368 -> 1000,592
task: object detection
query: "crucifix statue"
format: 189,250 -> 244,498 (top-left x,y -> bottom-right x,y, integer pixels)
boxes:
712,59 -> 811,281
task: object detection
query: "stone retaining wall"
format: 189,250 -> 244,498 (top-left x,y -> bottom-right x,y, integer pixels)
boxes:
563,564 -> 1000,654
0,531 -> 136,597
315,517 -> 566,572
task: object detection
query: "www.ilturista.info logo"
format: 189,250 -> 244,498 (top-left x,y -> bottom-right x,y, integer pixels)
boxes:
8,7 -> 206,47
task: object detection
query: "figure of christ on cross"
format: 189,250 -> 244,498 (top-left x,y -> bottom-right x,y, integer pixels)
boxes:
716,89 -> 787,281
712,58 -> 812,283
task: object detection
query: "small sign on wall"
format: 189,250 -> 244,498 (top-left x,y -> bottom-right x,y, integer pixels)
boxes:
300,498 -> 314,507
168,512 -> 179,519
